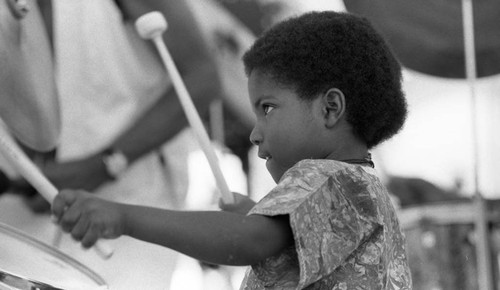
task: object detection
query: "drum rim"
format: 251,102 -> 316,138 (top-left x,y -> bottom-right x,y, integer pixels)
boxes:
1,267 -> 65,290
0,222 -> 107,289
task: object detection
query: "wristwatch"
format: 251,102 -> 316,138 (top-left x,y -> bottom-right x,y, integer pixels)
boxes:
102,148 -> 128,179
7,0 -> 30,19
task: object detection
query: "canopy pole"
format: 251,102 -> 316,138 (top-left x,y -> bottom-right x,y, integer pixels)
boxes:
461,1 -> 494,289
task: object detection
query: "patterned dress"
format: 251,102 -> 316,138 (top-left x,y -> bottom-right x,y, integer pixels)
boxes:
240,159 -> 412,289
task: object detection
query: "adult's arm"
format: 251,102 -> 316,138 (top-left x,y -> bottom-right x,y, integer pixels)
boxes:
40,0 -> 225,191
104,0 -> 224,163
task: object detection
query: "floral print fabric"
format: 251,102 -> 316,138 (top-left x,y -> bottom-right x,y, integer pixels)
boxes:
240,159 -> 412,290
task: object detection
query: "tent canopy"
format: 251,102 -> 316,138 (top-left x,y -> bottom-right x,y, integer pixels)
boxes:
344,0 -> 500,78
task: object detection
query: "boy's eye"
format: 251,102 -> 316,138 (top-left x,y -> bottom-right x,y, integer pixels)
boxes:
263,104 -> 274,115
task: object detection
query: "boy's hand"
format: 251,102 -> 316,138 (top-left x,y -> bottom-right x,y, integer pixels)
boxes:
218,192 -> 256,215
52,189 -> 126,248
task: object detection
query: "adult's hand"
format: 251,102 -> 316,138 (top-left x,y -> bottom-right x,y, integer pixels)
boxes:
9,153 -> 111,213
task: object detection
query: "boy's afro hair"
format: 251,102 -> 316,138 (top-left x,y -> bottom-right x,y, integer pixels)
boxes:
243,11 -> 407,148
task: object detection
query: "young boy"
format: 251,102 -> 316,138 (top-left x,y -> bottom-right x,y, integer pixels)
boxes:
52,11 -> 412,289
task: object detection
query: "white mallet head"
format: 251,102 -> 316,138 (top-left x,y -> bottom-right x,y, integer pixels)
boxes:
135,11 -> 168,40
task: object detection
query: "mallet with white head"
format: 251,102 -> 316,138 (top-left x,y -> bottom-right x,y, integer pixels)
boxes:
135,12 -> 234,204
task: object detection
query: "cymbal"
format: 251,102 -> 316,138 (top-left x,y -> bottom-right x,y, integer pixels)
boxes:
0,0 -> 60,152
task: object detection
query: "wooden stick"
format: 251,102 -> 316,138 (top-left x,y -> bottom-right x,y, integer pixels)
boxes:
0,124 -> 114,259
135,12 -> 234,204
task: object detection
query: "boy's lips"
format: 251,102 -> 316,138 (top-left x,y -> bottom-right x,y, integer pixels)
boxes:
258,152 -> 272,161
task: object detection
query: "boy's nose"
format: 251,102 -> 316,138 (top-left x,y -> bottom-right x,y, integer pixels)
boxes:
249,126 -> 262,145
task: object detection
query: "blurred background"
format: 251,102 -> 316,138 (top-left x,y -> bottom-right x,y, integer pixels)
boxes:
1,0 -> 500,289
218,0 -> 500,202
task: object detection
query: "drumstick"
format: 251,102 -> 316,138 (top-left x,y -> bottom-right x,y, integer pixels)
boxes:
0,124 -> 114,259
135,12 -> 234,204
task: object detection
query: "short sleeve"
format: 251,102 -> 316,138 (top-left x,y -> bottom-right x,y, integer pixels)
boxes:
250,163 -> 381,288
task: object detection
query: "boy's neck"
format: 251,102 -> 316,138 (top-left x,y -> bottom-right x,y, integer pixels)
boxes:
327,147 -> 369,162
325,133 -> 369,162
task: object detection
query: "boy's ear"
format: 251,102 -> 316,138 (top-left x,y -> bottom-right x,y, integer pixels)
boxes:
322,88 -> 346,128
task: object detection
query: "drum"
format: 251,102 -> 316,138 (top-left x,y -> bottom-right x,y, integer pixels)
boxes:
399,199 -> 500,290
0,222 -> 107,290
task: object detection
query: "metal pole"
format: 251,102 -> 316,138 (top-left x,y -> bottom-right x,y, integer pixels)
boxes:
461,0 -> 494,289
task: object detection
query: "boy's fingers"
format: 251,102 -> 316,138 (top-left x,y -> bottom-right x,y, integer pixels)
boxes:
219,192 -> 239,208
59,189 -> 78,205
234,192 -> 246,202
59,205 -> 82,232
52,190 -> 83,221
81,223 -> 100,248
71,213 -> 90,241
218,197 -> 225,209
52,193 -> 66,219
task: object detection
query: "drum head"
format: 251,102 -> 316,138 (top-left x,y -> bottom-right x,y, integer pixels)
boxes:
0,223 -> 107,290
0,0 -> 60,152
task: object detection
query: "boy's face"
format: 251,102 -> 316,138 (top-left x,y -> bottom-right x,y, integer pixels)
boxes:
248,69 -> 329,183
